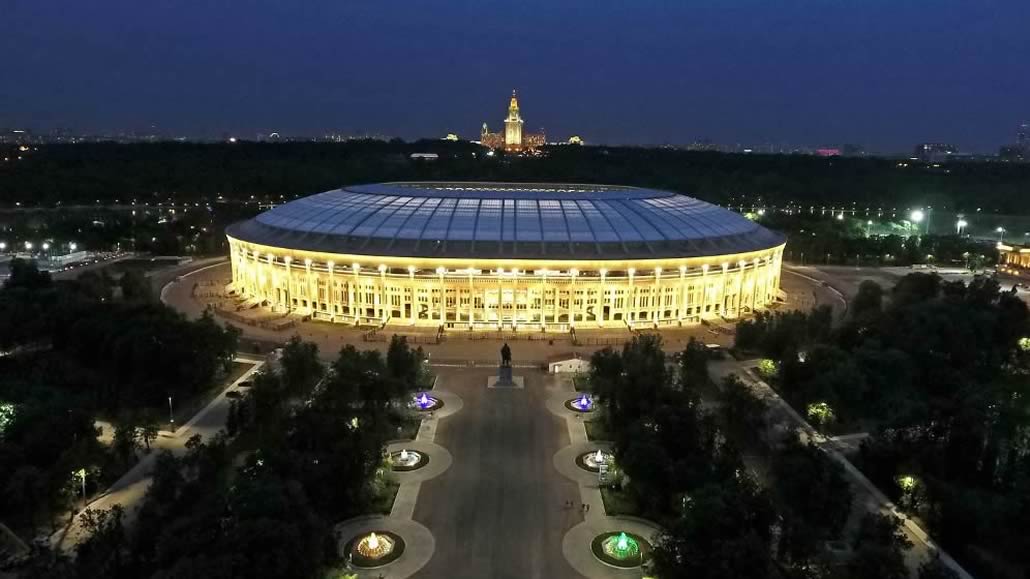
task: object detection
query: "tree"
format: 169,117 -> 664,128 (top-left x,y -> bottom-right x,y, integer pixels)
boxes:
846,513 -> 911,579
652,480 -> 775,579
5,466 -> 47,527
4,258 -> 51,291
386,334 -> 422,391
138,415 -> 159,452
718,375 -> 769,449
118,269 -> 152,302
279,336 -> 323,394
75,505 -> 127,578
772,436 -> 853,562
850,280 -> 884,322
679,337 -> 710,391
111,414 -> 141,467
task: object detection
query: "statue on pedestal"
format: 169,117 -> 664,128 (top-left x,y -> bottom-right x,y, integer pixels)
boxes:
497,342 -> 514,386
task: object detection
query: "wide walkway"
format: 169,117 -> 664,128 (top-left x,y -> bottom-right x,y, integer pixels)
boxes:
414,368 -> 584,579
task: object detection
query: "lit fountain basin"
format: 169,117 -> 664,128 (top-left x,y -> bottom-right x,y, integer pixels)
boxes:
576,449 -> 613,472
389,448 -> 429,471
409,392 -> 443,412
590,531 -> 652,569
564,394 -> 595,413
346,530 -> 406,568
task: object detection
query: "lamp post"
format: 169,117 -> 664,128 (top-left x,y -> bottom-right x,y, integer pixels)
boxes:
865,220 -> 873,237
75,468 -> 87,508
997,227 -> 1007,243
168,396 -> 174,425
956,218 -> 968,235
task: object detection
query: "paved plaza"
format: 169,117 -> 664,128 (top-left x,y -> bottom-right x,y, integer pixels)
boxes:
414,368 -> 585,578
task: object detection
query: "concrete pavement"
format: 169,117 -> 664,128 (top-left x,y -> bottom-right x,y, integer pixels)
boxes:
548,376 -> 662,579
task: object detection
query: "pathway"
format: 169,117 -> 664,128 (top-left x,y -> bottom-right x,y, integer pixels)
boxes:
546,376 -> 663,579
50,357 -> 264,551
709,358 -> 973,579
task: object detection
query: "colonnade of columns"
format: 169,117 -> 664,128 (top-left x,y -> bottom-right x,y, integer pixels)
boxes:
227,239 -> 784,330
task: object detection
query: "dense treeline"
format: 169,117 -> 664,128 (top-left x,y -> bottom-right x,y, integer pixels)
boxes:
586,336 -> 914,578
55,336 -> 428,578
3,141 -> 1030,212
0,260 -> 239,545
737,273 -> 1030,578
764,213 -> 999,268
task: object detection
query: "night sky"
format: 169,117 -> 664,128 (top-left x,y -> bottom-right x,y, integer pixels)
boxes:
3,0 -> 1028,152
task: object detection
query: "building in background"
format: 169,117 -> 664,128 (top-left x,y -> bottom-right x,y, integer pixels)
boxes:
225,182 -> 786,332
1018,122 -> 1029,152
914,143 -> 957,162
480,91 -> 545,152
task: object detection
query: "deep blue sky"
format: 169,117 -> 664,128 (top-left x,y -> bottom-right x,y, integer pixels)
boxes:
2,0 -> 1028,152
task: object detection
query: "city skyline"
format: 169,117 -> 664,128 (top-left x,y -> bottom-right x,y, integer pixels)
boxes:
2,1 -> 1029,153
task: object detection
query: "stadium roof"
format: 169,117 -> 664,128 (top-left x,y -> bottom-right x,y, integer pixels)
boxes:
226,182 -> 785,260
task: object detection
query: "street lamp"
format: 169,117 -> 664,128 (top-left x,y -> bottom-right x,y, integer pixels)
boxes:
0,242 -> 6,252
69,242 -> 78,251
910,209 -> 924,224
956,219 -> 968,235
997,227 -> 1007,243
168,396 -> 174,424
24,241 -> 32,251
74,468 -> 87,508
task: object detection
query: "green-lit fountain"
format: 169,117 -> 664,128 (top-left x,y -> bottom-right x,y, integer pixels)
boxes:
591,530 -> 651,568
604,532 -> 639,561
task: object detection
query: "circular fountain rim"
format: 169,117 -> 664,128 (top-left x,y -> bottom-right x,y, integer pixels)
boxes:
564,395 -> 595,413
345,530 -> 407,568
389,449 -> 431,472
590,530 -> 652,569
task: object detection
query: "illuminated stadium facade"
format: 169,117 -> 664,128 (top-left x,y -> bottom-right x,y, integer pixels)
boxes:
225,182 -> 786,331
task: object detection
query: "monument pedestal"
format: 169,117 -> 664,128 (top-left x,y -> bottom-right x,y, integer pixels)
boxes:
487,365 -> 524,389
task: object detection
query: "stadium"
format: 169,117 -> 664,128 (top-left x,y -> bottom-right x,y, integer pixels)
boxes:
225,182 -> 786,331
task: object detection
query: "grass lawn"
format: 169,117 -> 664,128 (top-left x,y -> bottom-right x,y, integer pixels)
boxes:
572,374 -> 590,392
370,479 -> 400,515
585,418 -> 613,442
389,415 -> 421,441
600,486 -> 642,517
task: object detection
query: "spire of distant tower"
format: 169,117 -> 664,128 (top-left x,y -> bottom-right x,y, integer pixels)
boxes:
509,90 -> 519,117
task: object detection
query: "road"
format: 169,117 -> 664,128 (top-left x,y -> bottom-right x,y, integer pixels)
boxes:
414,367 -> 584,579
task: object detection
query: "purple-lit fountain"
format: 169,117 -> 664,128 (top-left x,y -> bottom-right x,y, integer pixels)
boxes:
565,393 -> 594,413
409,392 -> 442,412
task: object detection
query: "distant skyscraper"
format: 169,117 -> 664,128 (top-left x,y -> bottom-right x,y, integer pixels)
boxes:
480,91 -> 545,152
1018,122 -> 1030,151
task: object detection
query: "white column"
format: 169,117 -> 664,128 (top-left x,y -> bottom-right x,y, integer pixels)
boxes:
628,268 -> 636,325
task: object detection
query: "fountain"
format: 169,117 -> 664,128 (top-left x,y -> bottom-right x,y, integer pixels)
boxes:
604,532 -> 639,560
410,392 -> 442,411
356,532 -> 394,560
591,530 -> 650,569
577,449 -> 613,472
389,448 -> 428,471
565,393 -> 594,413
347,530 -> 405,568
